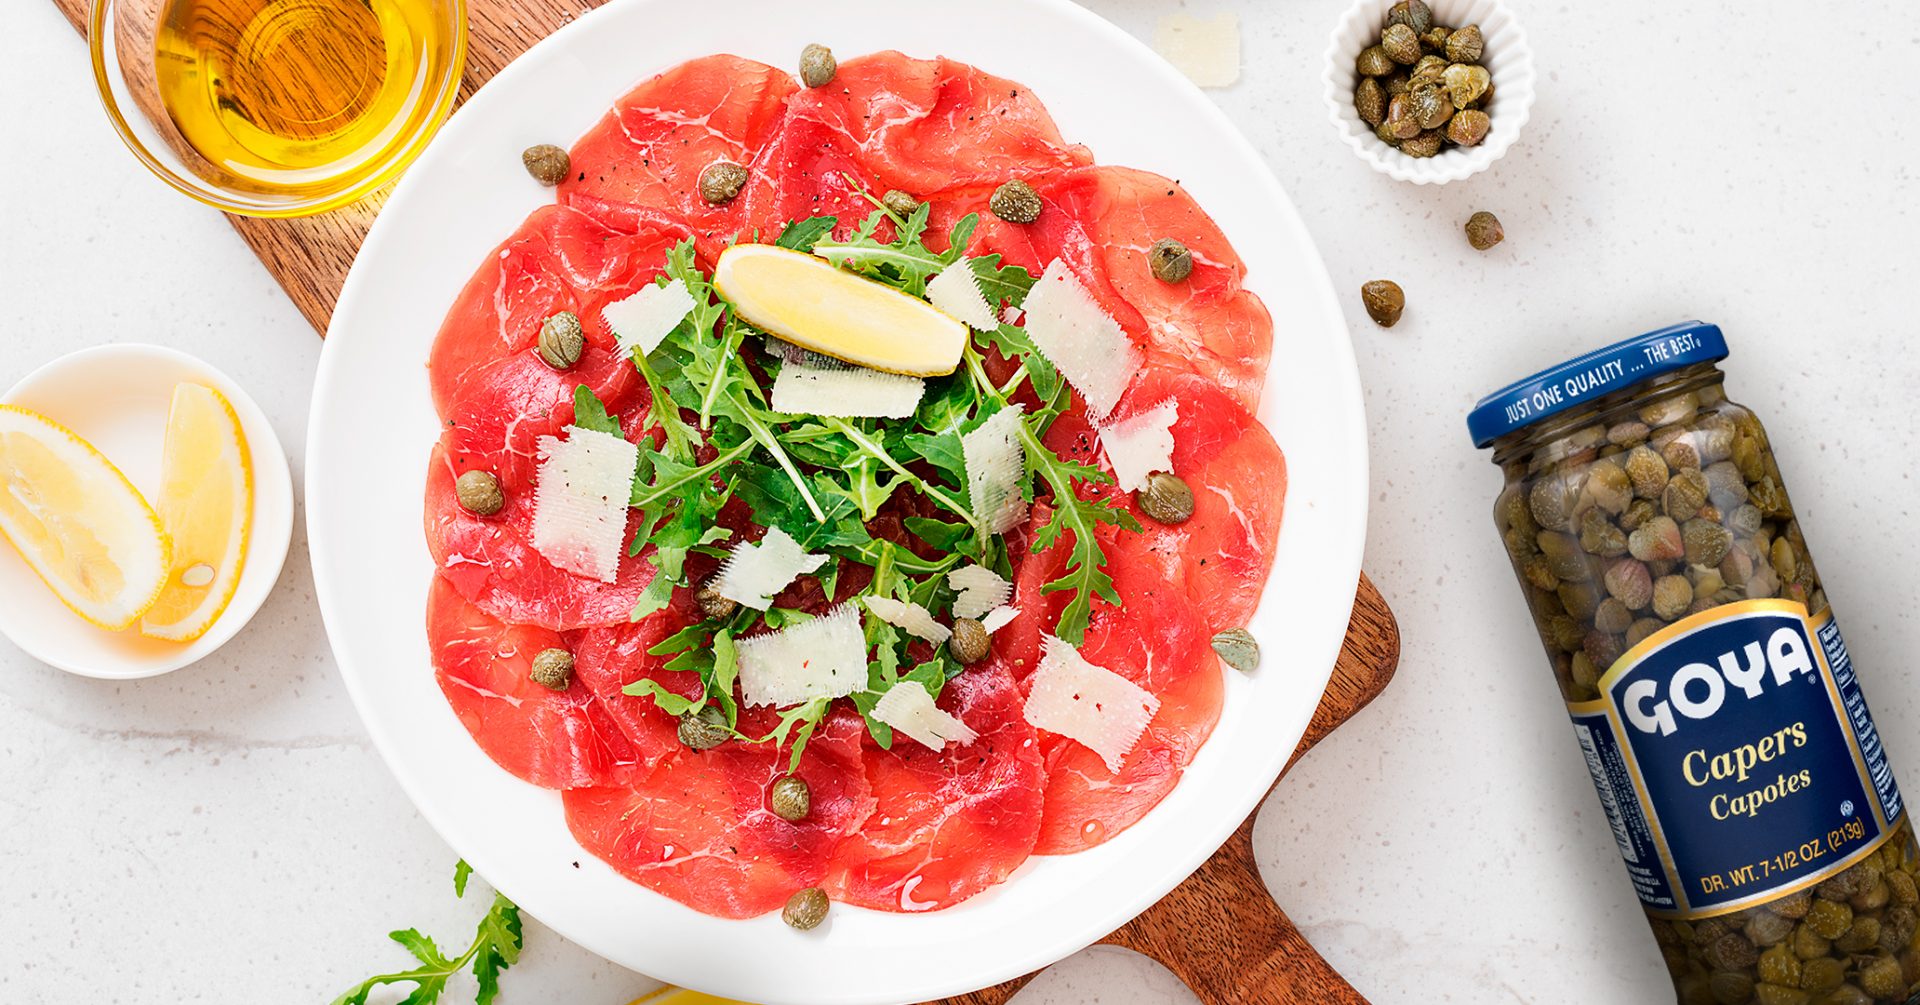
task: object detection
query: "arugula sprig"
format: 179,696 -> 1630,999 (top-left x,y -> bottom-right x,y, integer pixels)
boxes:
331,861 -> 522,1005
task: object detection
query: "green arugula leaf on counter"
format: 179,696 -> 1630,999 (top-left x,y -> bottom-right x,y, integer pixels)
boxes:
331,861 -> 523,1005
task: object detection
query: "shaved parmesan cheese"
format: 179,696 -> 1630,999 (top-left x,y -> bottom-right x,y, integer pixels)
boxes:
1098,399 -> 1180,492
872,681 -> 978,750
1023,635 -> 1161,772
865,596 -> 952,644
771,362 -> 925,418
1154,13 -> 1242,89
926,259 -> 998,330
962,407 -> 1028,534
714,526 -> 829,611
980,606 -> 1019,634
1022,259 -> 1140,419
1000,305 -> 1024,326
736,604 -> 868,708
947,564 -> 1013,619
530,425 -> 639,583
602,278 -> 696,358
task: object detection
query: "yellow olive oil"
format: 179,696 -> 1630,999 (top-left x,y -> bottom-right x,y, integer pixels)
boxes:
153,0 -> 457,195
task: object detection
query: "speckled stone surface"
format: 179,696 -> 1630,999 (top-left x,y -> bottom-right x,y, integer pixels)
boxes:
5,1 -> 1918,1002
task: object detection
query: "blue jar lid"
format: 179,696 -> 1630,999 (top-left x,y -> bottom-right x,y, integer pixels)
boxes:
1467,321 -> 1729,448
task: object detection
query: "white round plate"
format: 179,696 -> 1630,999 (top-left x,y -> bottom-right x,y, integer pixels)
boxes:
309,1 -> 1368,1002
0,344 -> 294,679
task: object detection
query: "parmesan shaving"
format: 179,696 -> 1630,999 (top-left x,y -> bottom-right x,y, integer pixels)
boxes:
1153,13 -> 1242,89
961,407 -> 1028,535
872,681 -> 978,750
947,564 -> 1013,620
926,259 -> 999,330
602,278 -> 696,358
736,604 -> 868,708
864,596 -> 952,644
980,606 -> 1019,634
771,362 -> 925,418
1097,399 -> 1180,492
1021,259 -> 1140,419
529,425 -> 639,583
1023,634 -> 1160,772
713,526 -> 829,611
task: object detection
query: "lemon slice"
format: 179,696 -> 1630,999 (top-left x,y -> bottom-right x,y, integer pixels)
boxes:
713,244 -> 968,377
628,989 -> 754,1005
0,405 -> 171,630
139,383 -> 252,642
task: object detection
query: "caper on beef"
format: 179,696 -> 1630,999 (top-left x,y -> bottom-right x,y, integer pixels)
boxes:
1147,238 -> 1193,283
677,705 -> 731,752
521,144 -> 571,186
528,648 -> 574,690
1211,627 -> 1260,673
882,189 -> 918,217
989,179 -> 1043,224
798,43 -> 837,88
770,775 -> 812,821
783,887 -> 830,930
698,160 -> 749,205
695,581 -> 739,621
1465,211 -> 1504,250
1360,279 -> 1405,327
538,310 -> 585,369
455,469 -> 504,516
948,618 -> 991,664
1136,471 -> 1195,525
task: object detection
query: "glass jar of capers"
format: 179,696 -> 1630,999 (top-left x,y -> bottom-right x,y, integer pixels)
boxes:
1470,322 -> 1919,1005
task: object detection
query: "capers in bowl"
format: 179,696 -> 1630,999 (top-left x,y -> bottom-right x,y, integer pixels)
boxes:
1350,4 -> 1495,155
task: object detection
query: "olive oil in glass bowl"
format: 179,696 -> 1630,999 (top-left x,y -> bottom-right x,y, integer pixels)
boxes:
90,0 -> 465,217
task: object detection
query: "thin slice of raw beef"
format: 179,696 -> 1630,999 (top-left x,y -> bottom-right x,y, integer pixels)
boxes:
427,575 -> 642,788
563,707 -> 874,919
568,609 -> 702,771
825,662 -> 1044,911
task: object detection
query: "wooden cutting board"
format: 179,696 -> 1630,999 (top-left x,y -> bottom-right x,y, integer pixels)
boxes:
53,2 -> 1402,999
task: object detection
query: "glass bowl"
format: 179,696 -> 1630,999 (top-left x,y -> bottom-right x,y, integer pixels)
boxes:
88,0 -> 467,217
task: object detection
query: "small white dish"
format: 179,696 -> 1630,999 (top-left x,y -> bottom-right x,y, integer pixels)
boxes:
1323,0 -> 1536,185
0,344 -> 294,679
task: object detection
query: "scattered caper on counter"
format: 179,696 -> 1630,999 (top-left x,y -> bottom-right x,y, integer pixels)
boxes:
695,581 -> 739,621
770,775 -> 812,822
882,189 -> 918,217
1148,238 -> 1193,283
698,160 -> 749,205
1350,7 -> 1493,156
1211,628 -> 1260,673
1136,471 -> 1195,525
949,618 -> 991,664
538,310 -> 585,369
455,469 -> 505,516
521,144 -> 570,186
1465,211 -> 1505,250
1360,279 -> 1405,327
799,43 -> 837,88
529,648 -> 574,690
677,705 -> 731,752
989,179 -> 1043,224
783,887 -> 830,931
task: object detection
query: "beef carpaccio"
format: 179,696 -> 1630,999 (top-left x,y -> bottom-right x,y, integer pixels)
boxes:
423,49 -> 1286,919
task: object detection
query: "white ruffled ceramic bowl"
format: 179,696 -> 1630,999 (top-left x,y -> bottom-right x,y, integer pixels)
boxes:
1323,0 -> 1536,184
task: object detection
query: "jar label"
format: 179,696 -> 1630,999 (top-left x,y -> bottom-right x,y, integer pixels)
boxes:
1566,599 -> 1904,918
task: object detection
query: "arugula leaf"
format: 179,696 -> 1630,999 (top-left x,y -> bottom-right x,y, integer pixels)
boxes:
570,385 -> 623,437
775,215 -> 838,252
1021,433 -> 1139,644
758,696 -> 831,773
330,861 -> 523,1005
624,677 -> 701,717
969,253 -> 1036,310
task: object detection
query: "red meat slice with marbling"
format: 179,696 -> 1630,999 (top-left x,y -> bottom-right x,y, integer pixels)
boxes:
563,707 -> 874,919
427,575 -> 642,788
568,609 -> 702,770
825,662 -> 1044,911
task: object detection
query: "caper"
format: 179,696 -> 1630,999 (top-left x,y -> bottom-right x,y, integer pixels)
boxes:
1385,0 -> 1433,34
799,43 -> 837,88
1360,279 -> 1405,327
698,160 -> 749,205
677,705 -> 731,752
695,582 -> 738,621
1703,932 -> 1761,971
1411,84 -> 1453,130
1384,73 -> 1412,96
1604,558 -> 1653,610
1750,911 -> 1797,949
1420,26 -> 1450,53
1355,77 -> 1388,127
1147,238 -> 1193,283
538,310 -> 585,369
882,189 -> 918,217
1408,54 -> 1449,87
770,775 -> 812,821
1445,23 -> 1485,64
1373,121 -> 1401,147
989,179 -> 1043,224
521,144 -> 571,187
1625,445 -> 1670,499
1707,972 -> 1755,1005
1211,627 -> 1260,673
1133,471 -> 1195,525
1857,957 -> 1903,1000
1355,45 -> 1396,77
1381,23 -> 1422,65
1465,211 -> 1504,251
455,469 -> 505,516
528,648 -> 574,690
948,617 -> 991,664
1799,956 -> 1845,992
1805,899 -> 1853,939
1446,109 -> 1491,147
783,887 -> 830,931
1385,94 -> 1423,140
1628,515 -> 1684,563
1443,63 -> 1492,108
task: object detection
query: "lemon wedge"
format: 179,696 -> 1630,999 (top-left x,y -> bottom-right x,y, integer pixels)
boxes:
628,989 -> 755,1005
139,383 -> 252,642
0,405 -> 171,630
713,244 -> 968,377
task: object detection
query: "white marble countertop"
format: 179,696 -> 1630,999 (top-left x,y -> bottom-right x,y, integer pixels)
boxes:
6,0 -> 1919,1001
